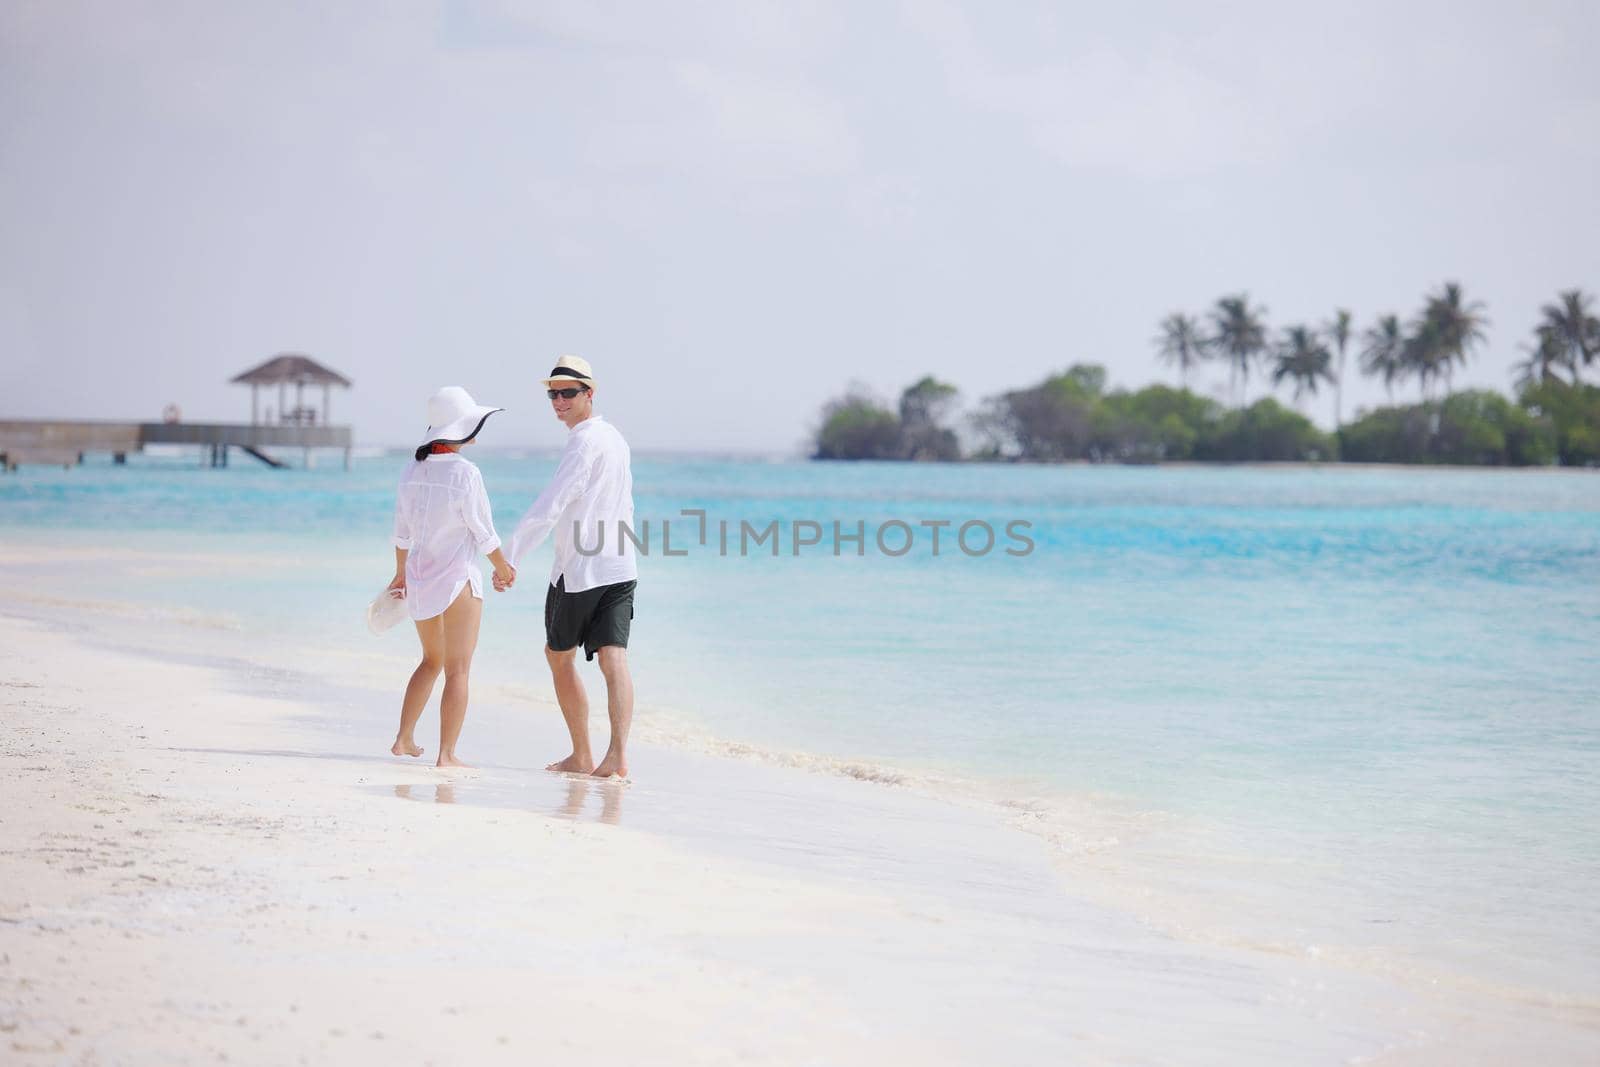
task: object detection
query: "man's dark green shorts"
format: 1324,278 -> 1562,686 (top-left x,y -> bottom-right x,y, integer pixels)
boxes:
544,576 -> 636,661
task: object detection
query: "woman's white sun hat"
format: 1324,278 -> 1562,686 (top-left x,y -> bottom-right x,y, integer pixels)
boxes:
420,386 -> 503,447
540,355 -> 596,389
366,586 -> 408,635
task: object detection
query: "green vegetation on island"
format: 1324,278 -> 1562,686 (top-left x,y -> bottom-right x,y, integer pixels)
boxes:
812,285 -> 1600,466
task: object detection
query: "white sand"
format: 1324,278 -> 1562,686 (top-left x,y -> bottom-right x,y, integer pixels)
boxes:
2,607 -> 1597,1065
2,615 -> 962,1063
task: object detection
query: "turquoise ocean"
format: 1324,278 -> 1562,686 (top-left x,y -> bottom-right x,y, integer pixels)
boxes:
2,450 -> 1597,1010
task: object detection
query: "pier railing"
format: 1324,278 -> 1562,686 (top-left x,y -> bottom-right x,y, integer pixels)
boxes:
138,423 -> 350,448
0,419 -> 353,470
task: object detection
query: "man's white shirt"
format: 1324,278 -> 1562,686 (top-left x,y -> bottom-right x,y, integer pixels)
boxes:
508,415 -> 638,593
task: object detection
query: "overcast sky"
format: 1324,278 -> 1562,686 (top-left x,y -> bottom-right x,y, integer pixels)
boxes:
3,0 -> 1597,452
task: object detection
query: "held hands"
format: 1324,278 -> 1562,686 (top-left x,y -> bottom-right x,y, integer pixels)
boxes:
492,561 -> 517,593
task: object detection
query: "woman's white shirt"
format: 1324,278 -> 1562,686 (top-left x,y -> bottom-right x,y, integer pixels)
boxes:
392,454 -> 501,620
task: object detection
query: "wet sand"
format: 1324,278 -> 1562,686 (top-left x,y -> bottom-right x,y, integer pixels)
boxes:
2,608 -> 1596,1065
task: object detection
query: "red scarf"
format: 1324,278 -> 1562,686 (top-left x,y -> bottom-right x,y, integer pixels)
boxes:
429,443 -> 456,455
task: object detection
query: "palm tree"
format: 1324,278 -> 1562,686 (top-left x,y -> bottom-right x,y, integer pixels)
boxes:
1326,308 -> 1352,429
1403,317 -> 1446,400
1418,281 -> 1489,395
1513,326 -> 1568,392
1271,325 -> 1335,407
1535,289 -> 1600,384
1359,314 -> 1406,404
1210,294 -> 1269,407
1155,312 -> 1208,390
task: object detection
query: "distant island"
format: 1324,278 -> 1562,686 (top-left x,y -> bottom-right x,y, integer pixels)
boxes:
813,284 -> 1599,467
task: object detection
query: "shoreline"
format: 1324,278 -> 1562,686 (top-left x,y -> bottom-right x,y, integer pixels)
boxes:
7,446 -> 1599,474
2,547 -> 1598,1012
4,604 -> 1599,1062
807,456 -> 1600,473
4,560 -> 1600,1006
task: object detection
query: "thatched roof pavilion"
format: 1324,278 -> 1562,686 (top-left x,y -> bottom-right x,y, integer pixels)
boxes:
230,354 -> 351,426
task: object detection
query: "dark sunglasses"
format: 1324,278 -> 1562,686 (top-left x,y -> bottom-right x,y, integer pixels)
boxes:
546,386 -> 590,400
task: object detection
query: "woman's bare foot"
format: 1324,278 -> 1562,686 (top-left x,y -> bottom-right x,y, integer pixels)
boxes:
435,753 -> 472,769
590,752 -> 628,779
391,738 -> 424,758
546,753 -> 594,774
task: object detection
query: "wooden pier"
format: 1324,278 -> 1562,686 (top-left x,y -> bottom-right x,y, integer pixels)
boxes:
0,419 -> 352,471
2,353 -> 357,472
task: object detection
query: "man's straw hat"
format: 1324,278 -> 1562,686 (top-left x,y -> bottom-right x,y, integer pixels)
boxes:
541,354 -> 596,389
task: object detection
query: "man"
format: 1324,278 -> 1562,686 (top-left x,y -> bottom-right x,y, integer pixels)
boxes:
499,355 -> 638,779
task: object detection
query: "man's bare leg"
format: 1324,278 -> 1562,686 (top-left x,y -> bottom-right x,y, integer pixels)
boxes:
591,645 -> 633,778
545,645 -> 594,773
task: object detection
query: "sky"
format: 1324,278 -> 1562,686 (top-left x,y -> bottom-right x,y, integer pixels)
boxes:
2,0 -> 1598,453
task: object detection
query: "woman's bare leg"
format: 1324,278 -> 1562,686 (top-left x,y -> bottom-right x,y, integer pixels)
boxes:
393,615 -> 445,757
436,586 -> 483,768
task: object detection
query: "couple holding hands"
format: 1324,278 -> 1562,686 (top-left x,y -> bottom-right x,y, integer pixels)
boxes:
386,355 -> 637,778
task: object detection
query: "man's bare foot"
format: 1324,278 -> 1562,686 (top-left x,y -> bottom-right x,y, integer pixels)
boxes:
546,753 -> 594,774
591,753 -> 628,779
391,738 -> 424,758
435,754 -> 472,769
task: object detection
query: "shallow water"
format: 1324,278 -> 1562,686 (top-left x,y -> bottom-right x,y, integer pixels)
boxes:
3,450 -> 1597,1013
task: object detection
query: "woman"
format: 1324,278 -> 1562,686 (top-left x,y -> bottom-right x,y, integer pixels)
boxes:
387,386 -> 516,768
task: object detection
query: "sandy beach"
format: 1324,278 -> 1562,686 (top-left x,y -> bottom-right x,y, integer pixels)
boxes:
1,591 -> 1596,1067
6,0 -> 1600,1056
1,612 -> 966,1063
